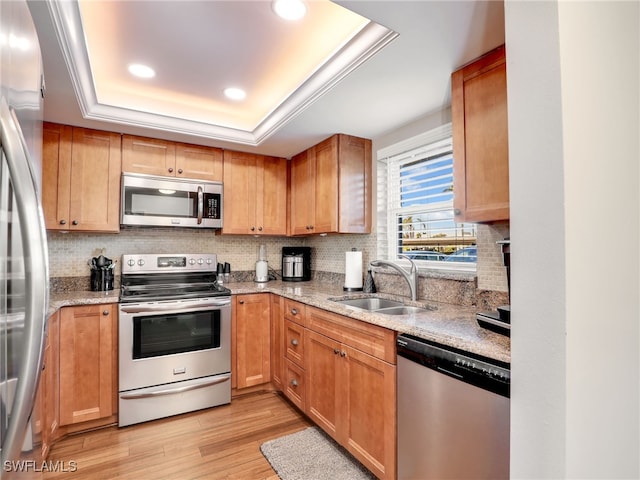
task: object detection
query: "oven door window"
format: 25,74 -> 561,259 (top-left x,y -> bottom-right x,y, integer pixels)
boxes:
132,310 -> 221,359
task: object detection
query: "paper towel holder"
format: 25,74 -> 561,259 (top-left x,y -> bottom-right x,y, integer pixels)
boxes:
343,248 -> 363,292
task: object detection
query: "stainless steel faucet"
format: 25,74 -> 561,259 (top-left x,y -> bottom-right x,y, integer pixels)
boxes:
369,255 -> 419,301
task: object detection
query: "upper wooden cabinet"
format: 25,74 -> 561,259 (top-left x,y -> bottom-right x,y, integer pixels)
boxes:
290,134 -> 372,235
42,123 -> 121,232
222,150 -> 287,235
452,45 -> 509,223
122,134 -> 223,181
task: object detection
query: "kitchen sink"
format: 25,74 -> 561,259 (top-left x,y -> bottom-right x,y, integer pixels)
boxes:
332,297 -> 405,311
331,297 -> 434,316
375,306 -> 431,315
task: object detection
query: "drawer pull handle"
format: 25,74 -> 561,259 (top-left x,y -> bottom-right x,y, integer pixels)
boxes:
290,379 -> 298,387
291,308 -> 298,315
334,349 -> 340,355
291,339 -> 299,346
102,310 -> 109,316
239,299 -> 245,304
340,350 -> 347,357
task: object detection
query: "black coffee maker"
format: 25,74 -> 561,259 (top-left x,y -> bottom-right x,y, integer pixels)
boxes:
282,247 -> 311,282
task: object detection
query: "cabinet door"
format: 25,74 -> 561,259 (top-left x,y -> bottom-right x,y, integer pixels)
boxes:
59,304 -> 116,426
338,134 -> 372,233
284,319 -> 305,367
305,330 -> 341,440
313,136 -> 339,233
68,128 -> 121,232
222,150 -> 257,234
256,155 -> 288,235
122,134 -> 176,176
289,148 -> 316,235
283,358 -> 305,411
452,45 -> 509,223
343,345 -> 396,480
235,294 -> 271,388
42,123 -> 72,230
40,311 -> 60,457
270,294 -> 284,391
175,143 -> 222,181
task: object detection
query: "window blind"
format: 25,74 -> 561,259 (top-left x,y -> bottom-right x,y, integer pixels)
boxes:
379,127 -> 476,267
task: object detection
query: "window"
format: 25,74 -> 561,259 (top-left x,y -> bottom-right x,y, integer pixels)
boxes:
377,124 -> 476,269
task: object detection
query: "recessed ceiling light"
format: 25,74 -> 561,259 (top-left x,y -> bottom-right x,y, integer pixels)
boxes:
128,63 -> 155,79
272,0 -> 307,21
224,87 -> 247,101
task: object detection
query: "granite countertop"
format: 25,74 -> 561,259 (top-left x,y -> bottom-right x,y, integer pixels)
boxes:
49,279 -> 510,363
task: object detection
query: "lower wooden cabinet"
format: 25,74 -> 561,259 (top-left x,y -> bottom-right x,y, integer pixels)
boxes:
59,304 -> 117,426
270,294 -> 284,391
233,293 -> 271,389
305,327 -> 396,480
39,310 -> 60,458
277,303 -> 397,480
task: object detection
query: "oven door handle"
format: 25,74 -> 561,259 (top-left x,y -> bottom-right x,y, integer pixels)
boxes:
120,374 -> 231,400
119,298 -> 231,314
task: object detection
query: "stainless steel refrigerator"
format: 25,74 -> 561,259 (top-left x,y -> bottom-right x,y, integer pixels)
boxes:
0,0 -> 49,477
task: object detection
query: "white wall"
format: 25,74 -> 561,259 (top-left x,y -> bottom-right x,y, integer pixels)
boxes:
505,1 -> 639,478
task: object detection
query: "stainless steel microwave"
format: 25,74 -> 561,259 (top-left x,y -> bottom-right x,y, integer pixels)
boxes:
121,173 -> 223,228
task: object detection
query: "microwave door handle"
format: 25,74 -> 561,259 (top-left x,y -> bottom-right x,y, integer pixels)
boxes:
197,186 -> 203,224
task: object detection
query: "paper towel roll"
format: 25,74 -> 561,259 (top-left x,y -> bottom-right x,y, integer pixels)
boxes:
344,251 -> 363,291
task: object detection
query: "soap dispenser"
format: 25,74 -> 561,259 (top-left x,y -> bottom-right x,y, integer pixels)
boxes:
363,269 -> 377,293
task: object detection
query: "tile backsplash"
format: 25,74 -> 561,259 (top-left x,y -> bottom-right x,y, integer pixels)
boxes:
47,229 -> 304,278
48,223 -> 509,305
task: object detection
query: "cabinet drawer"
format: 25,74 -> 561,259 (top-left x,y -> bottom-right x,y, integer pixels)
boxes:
284,300 -> 306,326
283,358 -> 305,411
284,319 -> 305,367
307,306 -> 396,364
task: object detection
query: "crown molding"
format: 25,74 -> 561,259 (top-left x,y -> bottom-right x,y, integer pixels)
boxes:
46,0 -> 397,146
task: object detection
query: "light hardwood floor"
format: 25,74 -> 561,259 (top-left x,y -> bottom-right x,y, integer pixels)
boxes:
43,389 -> 312,479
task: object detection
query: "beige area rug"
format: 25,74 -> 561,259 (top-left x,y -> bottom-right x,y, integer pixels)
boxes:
260,426 -> 376,480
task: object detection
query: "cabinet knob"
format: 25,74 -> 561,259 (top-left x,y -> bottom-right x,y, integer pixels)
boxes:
102,310 -> 109,316
250,226 -> 255,231
454,208 -> 461,216
334,348 -> 340,355
290,379 -> 298,387
168,167 -> 174,173
239,299 -> 245,304
291,308 -> 298,315
340,350 -> 347,357
309,225 -> 314,230
178,168 -> 183,174
59,219 -> 66,225
72,220 -> 78,225
258,226 -> 263,231
291,339 -> 299,346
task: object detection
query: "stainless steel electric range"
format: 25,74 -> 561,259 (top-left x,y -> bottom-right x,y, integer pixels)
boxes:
118,254 -> 231,427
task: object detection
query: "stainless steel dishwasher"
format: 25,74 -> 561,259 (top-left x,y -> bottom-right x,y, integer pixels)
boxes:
397,334 -> 510,479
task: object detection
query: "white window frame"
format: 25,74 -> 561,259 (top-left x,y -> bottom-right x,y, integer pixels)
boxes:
377,123 -> 476,272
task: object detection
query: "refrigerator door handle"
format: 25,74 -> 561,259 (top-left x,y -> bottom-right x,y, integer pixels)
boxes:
0,98 -> 49,464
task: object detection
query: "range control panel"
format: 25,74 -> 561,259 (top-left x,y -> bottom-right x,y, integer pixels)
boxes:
121,254 -> 218,274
